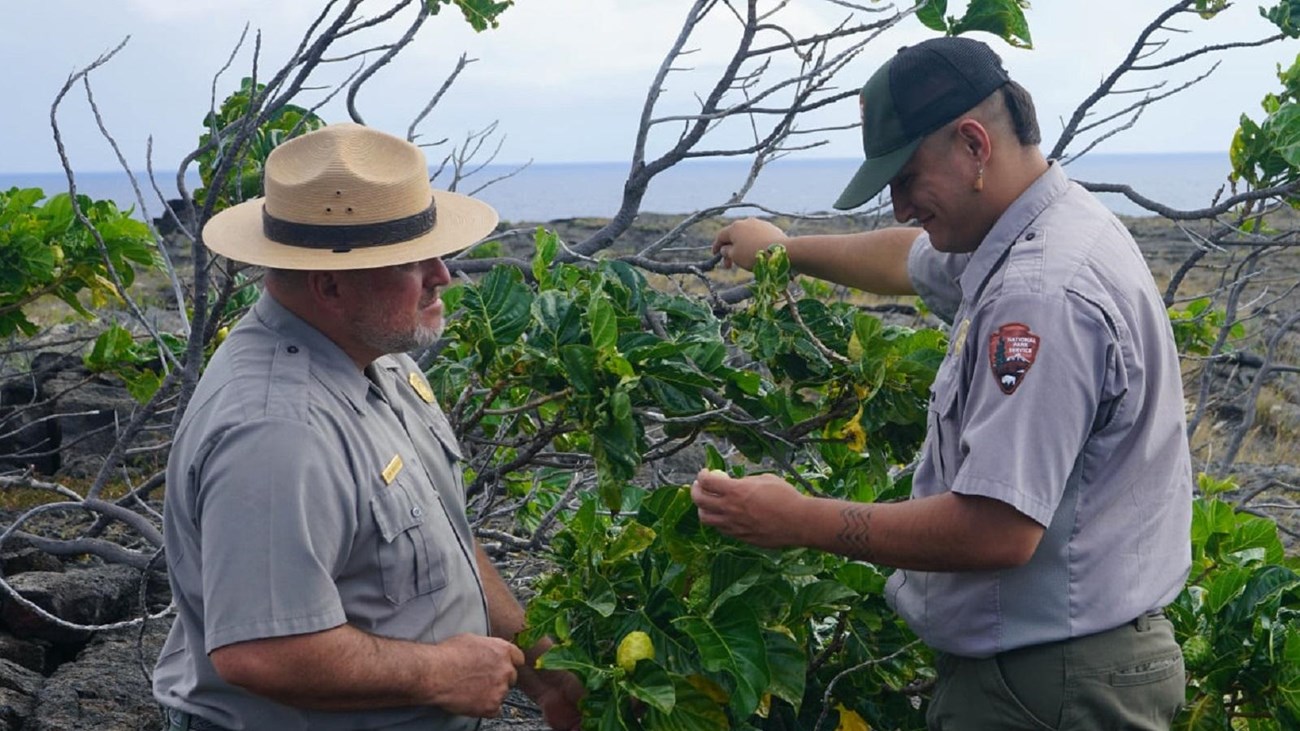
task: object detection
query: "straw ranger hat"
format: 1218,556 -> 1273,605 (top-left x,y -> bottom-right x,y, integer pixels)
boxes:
202,123 -> 499,270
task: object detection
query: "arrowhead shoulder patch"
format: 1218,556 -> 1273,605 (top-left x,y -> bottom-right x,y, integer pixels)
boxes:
988,322 -> 1040,395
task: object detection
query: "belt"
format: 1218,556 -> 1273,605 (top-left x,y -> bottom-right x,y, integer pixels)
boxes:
1133,608 -> 1165,632
162,706 -> 230,731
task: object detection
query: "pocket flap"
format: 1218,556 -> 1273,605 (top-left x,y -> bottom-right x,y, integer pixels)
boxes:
371,481 -> 425,542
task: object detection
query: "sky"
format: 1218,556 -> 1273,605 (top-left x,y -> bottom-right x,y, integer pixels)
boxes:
1,0 -> 1297,174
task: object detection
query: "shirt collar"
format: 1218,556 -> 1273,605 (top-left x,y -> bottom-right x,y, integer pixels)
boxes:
958,161 -> 1070,301
252,292 -> 373,412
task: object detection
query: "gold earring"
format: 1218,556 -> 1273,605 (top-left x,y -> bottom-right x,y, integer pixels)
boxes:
974,164 -> 984,193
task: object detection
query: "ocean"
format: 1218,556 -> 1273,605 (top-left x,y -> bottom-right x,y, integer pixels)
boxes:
0,152 -> 1239,223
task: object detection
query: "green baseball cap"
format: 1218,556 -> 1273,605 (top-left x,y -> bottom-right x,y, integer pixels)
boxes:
834,37 -> 1011,210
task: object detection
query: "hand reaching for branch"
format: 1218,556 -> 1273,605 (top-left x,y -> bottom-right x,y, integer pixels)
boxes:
713,218 -> 790,271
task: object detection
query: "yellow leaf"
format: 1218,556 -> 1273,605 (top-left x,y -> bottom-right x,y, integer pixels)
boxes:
836,404 -> 867,452
836,704 -> 871,731
685,674 -> 729,705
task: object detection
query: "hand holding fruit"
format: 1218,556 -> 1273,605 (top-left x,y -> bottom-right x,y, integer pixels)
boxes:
690,469 -> 806,548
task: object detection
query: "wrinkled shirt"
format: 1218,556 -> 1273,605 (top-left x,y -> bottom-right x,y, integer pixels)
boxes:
886,163 -> 1192,658
154,294 -> 488,729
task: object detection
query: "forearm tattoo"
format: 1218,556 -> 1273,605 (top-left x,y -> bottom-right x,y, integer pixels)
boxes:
837,505 -> 873,560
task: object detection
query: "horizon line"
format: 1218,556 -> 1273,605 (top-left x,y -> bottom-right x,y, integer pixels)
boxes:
0,149 -> 1233,177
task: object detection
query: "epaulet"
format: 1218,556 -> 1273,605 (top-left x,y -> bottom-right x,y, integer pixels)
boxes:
264,340 -> 312,421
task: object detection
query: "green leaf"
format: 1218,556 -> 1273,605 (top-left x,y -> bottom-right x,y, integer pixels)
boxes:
84,324 -> 137,371
594,389 -> 641,482
1205,566 -> 1251,615
835,562 -> 888,595
706,553 -> 764,615
790,580 -> 859,618
623,662 -> 676,714
1196,472 -> 1237,496
1194,0 -> 1229,18
725,368 -> 763,396
611,388 -> 633,423
1225,565 -> 1300,626
584,575 -> 619,618
534,291 -> 583,349
606,523 -> 656,564
915,0 -> 949,32
1262,0 -> 1300,38
123,369 -> 164,403
532,227 -> 558,285
1263,102 -> 1300,167
559,345 -> 599,395
596,695 -> 635,731
673,600 -> 770,718
567,498 -> 600,546
426,0 -> 514,32
950,0 -> 1033,48
590,293 -> 618,353
643,376 -> 706,416
642,676 -> 730,731
703,444 -> 727,472
1191,498 -> 1236,546
460,266 -> 532,359
762,629 -> 806,712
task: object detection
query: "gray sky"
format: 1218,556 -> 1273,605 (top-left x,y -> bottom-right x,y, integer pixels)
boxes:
1,1 -> 1296,174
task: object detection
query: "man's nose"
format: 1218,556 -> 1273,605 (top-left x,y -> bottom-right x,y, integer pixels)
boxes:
422,257 -> 451,286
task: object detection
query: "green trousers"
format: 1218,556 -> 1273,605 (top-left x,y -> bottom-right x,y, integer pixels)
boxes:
926,612 -> 1185,730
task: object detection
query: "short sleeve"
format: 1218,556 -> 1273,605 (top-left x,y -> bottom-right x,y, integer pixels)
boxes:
196,418 -> 354,651
949,292 -> 1116,525
907,233 -> 971,325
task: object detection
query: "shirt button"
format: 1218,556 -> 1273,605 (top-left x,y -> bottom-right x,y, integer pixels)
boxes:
1025,232 -> 1036,241
411,506 -> 423,518
287,345 -> 299,354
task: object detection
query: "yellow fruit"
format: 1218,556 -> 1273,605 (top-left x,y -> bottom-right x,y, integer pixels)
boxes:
707,468 -> 728,476
616,630 -> 655,672
214,326 -> 230,345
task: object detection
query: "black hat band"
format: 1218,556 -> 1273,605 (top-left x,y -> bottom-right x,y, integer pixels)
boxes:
262,201 -> 437,253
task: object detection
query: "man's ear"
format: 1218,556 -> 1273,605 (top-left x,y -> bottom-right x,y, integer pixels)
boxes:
955,118 -> 991,165
304,270 -> 347,316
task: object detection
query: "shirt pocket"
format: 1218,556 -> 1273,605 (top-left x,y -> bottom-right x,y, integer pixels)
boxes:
928,357 -> 963,485
370,475 -> 448,605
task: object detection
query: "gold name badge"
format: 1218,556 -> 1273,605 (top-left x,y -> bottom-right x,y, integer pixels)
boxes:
408,372 -> 435,403
953,318 -> 971,357
381,454 -> 403,485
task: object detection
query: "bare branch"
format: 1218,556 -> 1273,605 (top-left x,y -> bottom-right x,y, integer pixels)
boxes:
408,53 -> 476,142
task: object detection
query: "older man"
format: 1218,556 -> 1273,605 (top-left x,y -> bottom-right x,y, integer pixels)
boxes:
154,123 -> 581,730
693,37 -> 1190,729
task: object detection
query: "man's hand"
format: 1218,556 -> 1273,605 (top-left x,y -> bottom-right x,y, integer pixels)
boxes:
514,636 -> 585,730
690,469 -> 806,548
429,634 -> 525,718
532,668 -> 585,730
713,218 -> 789,270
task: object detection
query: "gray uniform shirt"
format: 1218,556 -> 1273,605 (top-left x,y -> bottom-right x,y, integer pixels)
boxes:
154,294 -> 489,729
886,163 -> 1192,658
